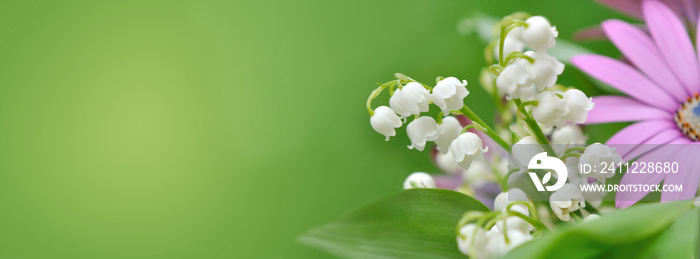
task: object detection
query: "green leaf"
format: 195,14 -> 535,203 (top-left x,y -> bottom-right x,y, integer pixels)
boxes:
503,201 -> 696,259
299,189 -> 489,259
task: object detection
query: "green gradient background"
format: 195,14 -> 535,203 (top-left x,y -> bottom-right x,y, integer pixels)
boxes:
0,1 -> 626,258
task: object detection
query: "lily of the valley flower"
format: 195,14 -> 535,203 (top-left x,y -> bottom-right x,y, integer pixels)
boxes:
520,16 -> 558,51
406,117 -> 438,151
370,106 -> 402,141
532,91 -> 569,127
435,116 -> 463,154
496,59 -> 532,99
389,82 -> 431,117
457,224 -> 486,256
494,189 -> 533,234
432,77 -> 469,115
494,188 -> 530,211
551,125 -> 587,146
562,89 -> 595,124
525,51 -> 565,91
403,172 -> 436,189
578,143 -> 623,182
550,183 -> 586,221
449,132 -> 488,170
483,227 -> 533,258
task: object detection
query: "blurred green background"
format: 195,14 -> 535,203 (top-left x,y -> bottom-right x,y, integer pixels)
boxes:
0,0 -> 627,258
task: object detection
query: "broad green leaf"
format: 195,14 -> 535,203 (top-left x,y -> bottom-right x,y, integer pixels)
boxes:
633,207 -> 700,258
299,189 -> 489,259
503,201 -> 695,259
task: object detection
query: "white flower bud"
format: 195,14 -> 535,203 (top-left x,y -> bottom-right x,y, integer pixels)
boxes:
389,82 -> 431,117
512,136 -> 544,169
524,51 -> 565,91
370,106 -> 402,141
579,143 -> 623,182
562,89 -> 594,124
406,117 -> 438,151
432,77 -> 469,115
403,172 -> 436,189
449,132 -> 488,170
520,16 -> 558,51
494,188 -> 529,211
496,59 -> 532,99
457,224 -> 486,256
532,91 -> 569,127
435,116 -> 463,154
549,183 -> 585,221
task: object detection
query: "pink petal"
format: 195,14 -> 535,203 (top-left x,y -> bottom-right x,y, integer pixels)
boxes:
644,0 -> 700,94
606,120 -> 678,158
607,120 -> 677,145
660,142 -> 700,202
620,128 -> 684,161
571,55 -> 678,111
602,19 -> 688,101
595,0 -> 644,18
584,96 -> 672,124
615,138 -> 688,208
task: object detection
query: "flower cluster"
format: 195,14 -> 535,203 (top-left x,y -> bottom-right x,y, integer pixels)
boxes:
457,189 -> 536,258
368,74 -> 492,173
492,15 -> 594,127
364,13 -> 607,259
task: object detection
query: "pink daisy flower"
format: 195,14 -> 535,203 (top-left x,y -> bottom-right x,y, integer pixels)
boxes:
572,0 -> 700,208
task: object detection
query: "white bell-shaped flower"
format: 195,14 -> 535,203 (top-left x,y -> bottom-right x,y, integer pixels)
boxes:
494,188 -> 529,211
449,132 -> 488,170
549,183 -> 585,221
432,77 -> 469,115
562,89 -> 594,124
483,227 -> 532,258
435,116 -> 463,154
524,51 -> 565,91
495,204 -> 534,234
403,172 -> 436,189
370,106 -> 402,141
511,136 -> 544,169
578,143 -> 623,182
406,117 -> 438,151
457,223 -> 486,256
551,125 -> 586,146
520,16 -> 558,51
532,91 -> 569,127
496,59 -> 532,99
389,82 -> 431,117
